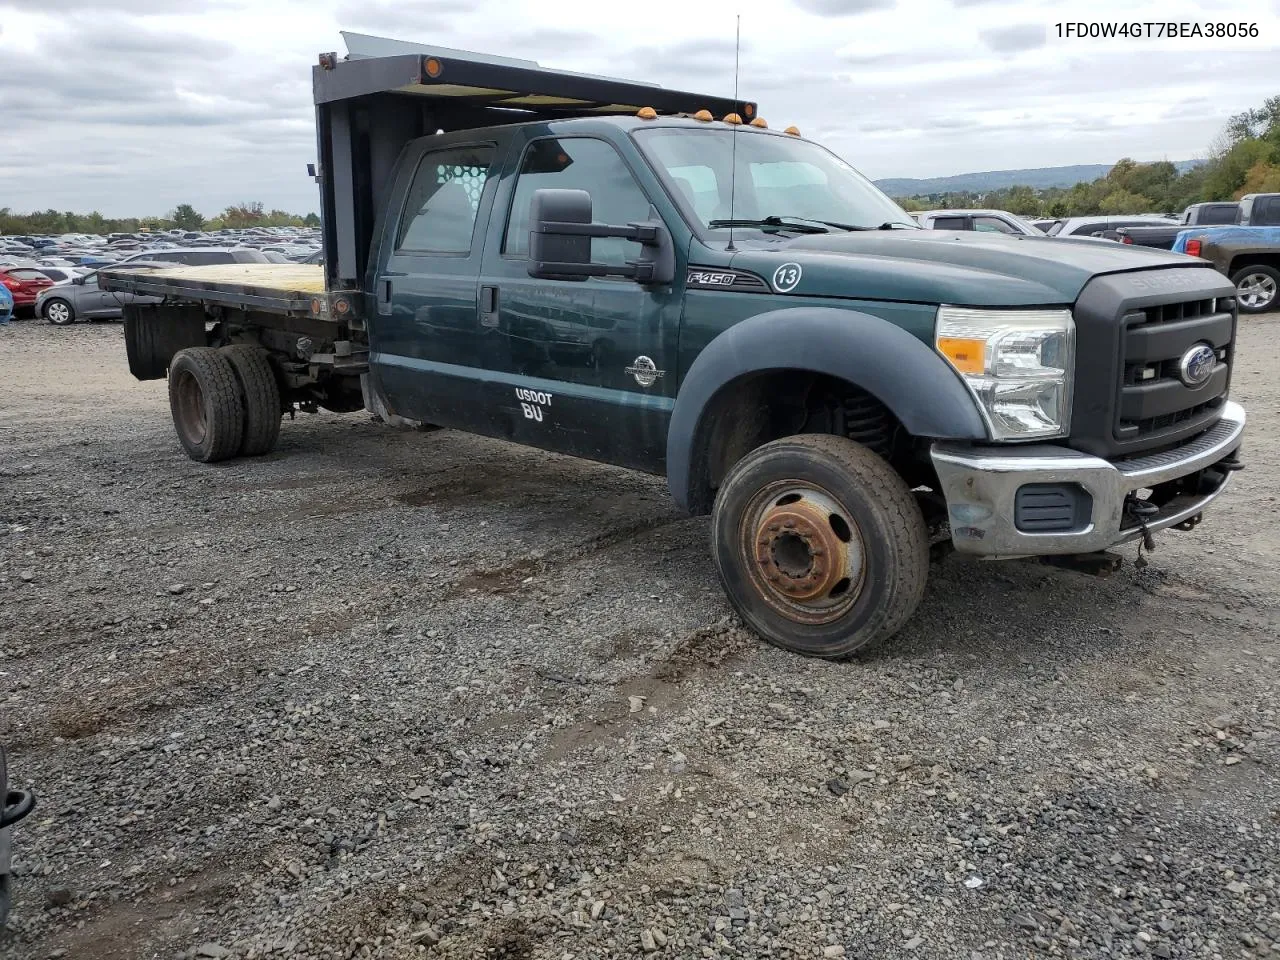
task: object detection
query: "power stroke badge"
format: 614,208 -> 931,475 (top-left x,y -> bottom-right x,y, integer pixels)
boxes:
625,356 -> 665,387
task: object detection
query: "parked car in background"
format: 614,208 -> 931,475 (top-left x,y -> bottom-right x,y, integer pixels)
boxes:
1048,215 -> 1179,238
36,247 -> 271,325
121,247 -> 272,267
0,267 -> 55,314
1116,203 -> 1248,250
1170,227 -> 1280,314
36,268 -> 158,325
0,283 -> 13,325
1181,202 -> 1241,226
32,267 -> 85,283
914,209 -> 1045,236
1238,193 -> 1280,227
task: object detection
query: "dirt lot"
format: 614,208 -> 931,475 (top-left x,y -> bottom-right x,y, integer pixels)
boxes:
1,317 -> 1277,960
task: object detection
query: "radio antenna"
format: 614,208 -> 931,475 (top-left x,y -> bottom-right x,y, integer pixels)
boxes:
726,14 -> 741,253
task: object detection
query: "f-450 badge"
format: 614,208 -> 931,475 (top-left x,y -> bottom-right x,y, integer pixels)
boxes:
625,356 -> 665,387
687,269 -> 736,287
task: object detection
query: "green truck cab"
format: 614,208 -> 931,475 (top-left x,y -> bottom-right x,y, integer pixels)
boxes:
103,37 -> 1246,658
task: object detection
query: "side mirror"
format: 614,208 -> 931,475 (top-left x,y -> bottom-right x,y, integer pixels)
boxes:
527,187 -> 675,286
528,188 -> 593,279
72,275 -> 86,285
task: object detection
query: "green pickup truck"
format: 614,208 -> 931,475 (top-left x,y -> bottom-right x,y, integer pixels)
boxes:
102,36 -> 1246,659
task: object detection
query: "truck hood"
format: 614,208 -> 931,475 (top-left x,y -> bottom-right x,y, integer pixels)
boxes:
725,230 -> 1208,306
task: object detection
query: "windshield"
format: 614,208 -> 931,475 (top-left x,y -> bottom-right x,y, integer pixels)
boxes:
634,127 -> 915,238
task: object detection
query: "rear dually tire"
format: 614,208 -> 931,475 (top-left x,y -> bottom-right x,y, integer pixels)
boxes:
168,347 -> 245,463
220,344 -> 283,457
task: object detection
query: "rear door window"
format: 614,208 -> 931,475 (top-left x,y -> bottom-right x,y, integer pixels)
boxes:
930,216 -> 970,230
398,144 -> 496,254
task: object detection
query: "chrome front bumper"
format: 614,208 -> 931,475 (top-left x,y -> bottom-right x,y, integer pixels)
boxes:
931,401 -> 1246,557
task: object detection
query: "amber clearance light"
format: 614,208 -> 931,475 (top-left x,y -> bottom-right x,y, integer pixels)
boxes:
936,336 -> 987,375
424,57 -> 444,78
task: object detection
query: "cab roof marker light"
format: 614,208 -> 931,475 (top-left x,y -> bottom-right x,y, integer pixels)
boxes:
693,109 -> 714,122
750,117 -> 767,128
636,106 -> 658,119
784,125 -> 801,136
723,113 -> 743,125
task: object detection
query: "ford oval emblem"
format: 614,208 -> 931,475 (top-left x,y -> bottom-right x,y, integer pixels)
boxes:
1177,343 -> 1217,388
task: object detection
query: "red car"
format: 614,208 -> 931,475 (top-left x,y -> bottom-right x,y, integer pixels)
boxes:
0,268 -> 54,311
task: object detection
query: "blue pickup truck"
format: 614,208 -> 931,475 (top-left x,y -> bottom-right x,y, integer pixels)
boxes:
101,36 -> 1247,659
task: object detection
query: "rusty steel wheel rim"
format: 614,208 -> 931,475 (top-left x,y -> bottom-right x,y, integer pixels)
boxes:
739,481 -> 867,624
174,370 -> 207,447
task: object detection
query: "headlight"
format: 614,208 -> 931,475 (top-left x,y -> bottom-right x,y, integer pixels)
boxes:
935,306 -> 1074,441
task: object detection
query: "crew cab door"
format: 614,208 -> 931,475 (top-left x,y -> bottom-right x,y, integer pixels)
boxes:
476,133 -> 686,471
369,139 -> 502,425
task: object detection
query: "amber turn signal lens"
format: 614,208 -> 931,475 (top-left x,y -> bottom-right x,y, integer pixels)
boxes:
424,57 -> 443,78
936,337 -> 987,375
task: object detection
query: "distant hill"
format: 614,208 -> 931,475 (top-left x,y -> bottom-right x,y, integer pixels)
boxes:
874,160 -> 1202,198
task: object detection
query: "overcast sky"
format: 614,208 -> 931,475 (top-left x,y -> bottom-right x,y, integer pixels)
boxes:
1,0 -> 1277,217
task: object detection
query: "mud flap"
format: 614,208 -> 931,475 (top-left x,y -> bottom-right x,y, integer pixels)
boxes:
123,304 -> 208,381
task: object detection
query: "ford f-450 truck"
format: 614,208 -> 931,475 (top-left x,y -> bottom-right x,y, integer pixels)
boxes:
102,35 -> 1246,659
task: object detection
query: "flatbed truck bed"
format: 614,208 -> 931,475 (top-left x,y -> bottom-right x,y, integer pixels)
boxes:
101,263 -> 327,316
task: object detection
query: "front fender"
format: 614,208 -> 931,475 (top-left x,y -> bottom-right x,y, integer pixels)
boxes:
666,306 -> 987,511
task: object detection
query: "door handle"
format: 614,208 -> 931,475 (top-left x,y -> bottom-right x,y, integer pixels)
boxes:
480,285 -> 499,328
377,277 -> 394,316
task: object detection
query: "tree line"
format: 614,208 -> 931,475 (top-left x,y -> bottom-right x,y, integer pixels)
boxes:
894,95 -> 1279,218
0,202 -> 319,237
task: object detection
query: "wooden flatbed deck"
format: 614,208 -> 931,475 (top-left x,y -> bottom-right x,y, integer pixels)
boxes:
101,263 -> 329,316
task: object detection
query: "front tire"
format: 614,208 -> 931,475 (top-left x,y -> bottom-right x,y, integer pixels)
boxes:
1232,265 -> 1279,314
168,348 -> 245,463
711,434 -> 929,659
43,299 -> 74,325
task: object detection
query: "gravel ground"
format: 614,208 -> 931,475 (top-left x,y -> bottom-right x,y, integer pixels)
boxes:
1,317 -> 1277,960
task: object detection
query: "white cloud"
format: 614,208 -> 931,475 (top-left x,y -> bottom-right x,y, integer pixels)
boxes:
0,0 -> 1274,216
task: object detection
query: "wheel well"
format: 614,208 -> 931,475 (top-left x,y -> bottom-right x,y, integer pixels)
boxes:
1230,254 -> 1280,275
686,371 -> 921,514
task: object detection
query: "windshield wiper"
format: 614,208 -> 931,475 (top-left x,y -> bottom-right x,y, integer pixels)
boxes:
707,215 -> 922,234
706,215 -> 833,234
